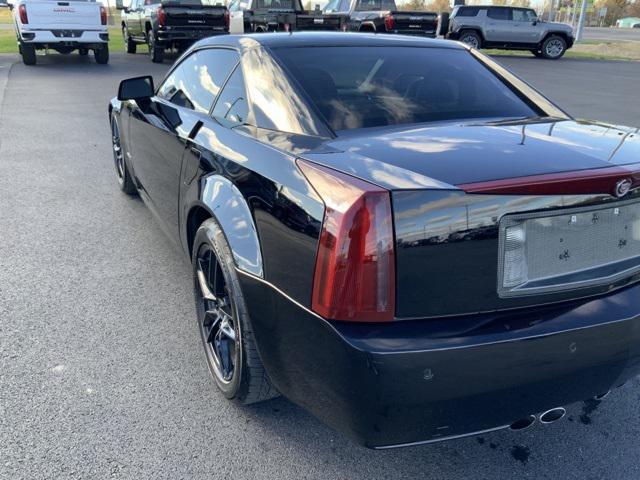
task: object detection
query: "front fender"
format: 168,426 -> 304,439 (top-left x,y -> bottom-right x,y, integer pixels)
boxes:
196,175 -> 263,277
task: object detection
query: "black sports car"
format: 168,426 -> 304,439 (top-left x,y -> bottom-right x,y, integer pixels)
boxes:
109,32 -> 640,448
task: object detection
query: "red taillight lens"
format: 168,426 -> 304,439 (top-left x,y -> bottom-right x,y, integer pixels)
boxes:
384,13 -> 394,31
100,6 -> 107,25
157,7 -> 167,27
19,4 -> 28,24
224,10 -> 230,29
298,160 -> 395,322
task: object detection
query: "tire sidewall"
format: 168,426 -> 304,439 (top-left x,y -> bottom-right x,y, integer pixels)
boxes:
459,30 -> 481,49
542,35 -> 566,59
192,219 -> 248,400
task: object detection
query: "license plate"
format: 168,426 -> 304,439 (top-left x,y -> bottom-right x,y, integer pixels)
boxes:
498,200 -> 640,297
313,18 -> 324,24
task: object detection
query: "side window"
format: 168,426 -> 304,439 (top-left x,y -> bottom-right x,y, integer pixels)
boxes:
457,7 -> 479,17
487,7 -> 511,21
157,49 -> 239,113
513,8 -> 535,22
212,65 -> 249,125
338,0 -> 351,12
323,0 -> 339,12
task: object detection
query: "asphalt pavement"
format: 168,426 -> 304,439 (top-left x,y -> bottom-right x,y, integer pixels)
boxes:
1,51 -> 640,480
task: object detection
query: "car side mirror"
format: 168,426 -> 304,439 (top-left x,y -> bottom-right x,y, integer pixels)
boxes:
118,76 -> 154,101
532,20 -> 538,25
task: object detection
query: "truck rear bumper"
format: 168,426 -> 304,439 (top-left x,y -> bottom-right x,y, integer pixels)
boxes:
239,271 -> 640,448
156,28 -> 227,45
20,29 -> 107,45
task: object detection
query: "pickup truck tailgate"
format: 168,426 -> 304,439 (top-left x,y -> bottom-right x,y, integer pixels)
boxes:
161,0 -> 227,28
389,10 -> 438,35
24,0 -> 102,28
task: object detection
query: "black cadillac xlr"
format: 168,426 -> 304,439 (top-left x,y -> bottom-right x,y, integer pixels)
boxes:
108,33 -> 640,448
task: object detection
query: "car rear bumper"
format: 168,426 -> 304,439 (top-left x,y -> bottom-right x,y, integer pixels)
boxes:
239,271 -> 640,448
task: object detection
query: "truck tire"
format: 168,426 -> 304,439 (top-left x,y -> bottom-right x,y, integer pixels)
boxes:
124,27 -> 137,54
541,35 -> 567,59
94,44 -> 109,64
438,12 -> 450,37
21,44 -> 36,66
148,30 -> 164,63
458,30 -> 482,49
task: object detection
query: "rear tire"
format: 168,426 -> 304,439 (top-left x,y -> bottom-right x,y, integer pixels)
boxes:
192,218 -> 279,405
21,44 -> 36,65
147,30 -> 164,63
94,45 -> 109,64
124,27 -> 137,54
458,30 -> 482,49
541,35 -> 567,59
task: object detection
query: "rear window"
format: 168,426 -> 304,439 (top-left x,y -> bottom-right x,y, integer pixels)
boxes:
354,0 -> 396,11
254,0 -> 296,8
274,46 -> 537,131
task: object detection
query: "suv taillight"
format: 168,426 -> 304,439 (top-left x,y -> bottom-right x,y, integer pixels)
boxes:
19,4 -> 28,24
157,7 -> 167,27
297,159 -> 395,322
224,10 -> 230,29
384,13 -> 394,31
100,6 -> 107,25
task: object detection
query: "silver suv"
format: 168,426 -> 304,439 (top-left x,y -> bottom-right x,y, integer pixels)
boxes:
445,5 -> 574,59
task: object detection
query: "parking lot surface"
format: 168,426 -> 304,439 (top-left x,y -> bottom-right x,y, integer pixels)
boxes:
1,52 -> 640,480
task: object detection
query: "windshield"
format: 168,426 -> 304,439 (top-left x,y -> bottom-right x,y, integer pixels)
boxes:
274,46 -> 538,131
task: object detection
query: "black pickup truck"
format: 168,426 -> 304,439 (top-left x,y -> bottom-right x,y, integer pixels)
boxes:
227,0 -> 344,33
117,0 -> 229,63
323,0 -> 438,36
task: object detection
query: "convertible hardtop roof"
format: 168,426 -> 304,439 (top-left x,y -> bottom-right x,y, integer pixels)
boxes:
194,32 -> 468,51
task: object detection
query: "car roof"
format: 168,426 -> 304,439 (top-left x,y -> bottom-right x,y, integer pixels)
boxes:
194,32 -> 467,51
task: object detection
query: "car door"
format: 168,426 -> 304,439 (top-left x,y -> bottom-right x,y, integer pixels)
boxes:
127,48 -> 240,238
510,8 -> 541,44
484,7 -> 512,42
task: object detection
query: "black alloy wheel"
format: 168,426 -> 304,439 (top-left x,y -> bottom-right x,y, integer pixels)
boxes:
110,115 -> 137,195
192,219 -> 278,404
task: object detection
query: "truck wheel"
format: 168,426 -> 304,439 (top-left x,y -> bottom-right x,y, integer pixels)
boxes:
94,45 -> 109,64
124,27 -> 137,54
541,35 -> 567,59
148,31 -> 164,63
21,44 -> 36,66
458,30 -> 482,49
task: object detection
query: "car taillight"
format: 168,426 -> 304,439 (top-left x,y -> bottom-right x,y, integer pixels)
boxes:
100,6 -> 107,25
297,159 -> 395,322
224,10 -> 230,29
19,4 -> 28,24
157,7 -> 166,27
384,13 -> 394,31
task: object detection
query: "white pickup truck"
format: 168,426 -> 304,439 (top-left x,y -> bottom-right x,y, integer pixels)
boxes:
9,0 -> 109,65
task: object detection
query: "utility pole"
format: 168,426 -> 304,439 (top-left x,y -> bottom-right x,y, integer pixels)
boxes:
575,0 -> 587,42
547,0 -> 555,22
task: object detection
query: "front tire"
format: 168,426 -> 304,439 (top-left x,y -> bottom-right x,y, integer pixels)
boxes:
192,219 -> 278,404
94,45 -> 109,64
110,114 -> 137,195
458,30 -> 482,49
21,44 -> 36,65
541,35 -> 567,59
147,30 -> 164,63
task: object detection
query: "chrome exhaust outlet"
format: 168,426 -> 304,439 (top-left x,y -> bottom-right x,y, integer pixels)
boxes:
539,407 -> 566,424
594,390 -> 610,401
509,415 -> 536,431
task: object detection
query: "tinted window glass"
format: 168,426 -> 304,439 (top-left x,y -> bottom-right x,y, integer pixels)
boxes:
254,0 -> 295,8
323,0 -> 339,12
274,46 -> 537,131
355,0 -> 395,11
212,66 -> 249,125
157,49 -> 238,113
457,7 -> 479,17
487,7 -> 510,20
338,0 -> 351,11
512,8 -> 536,22
243,48 -> 328,136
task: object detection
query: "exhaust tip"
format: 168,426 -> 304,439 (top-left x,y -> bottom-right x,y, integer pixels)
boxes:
594,390 -> 611,401
539,407 -> 566,424
509,415 -> 536,431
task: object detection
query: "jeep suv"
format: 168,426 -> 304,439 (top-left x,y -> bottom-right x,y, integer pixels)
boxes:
445,5 -> 574,59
